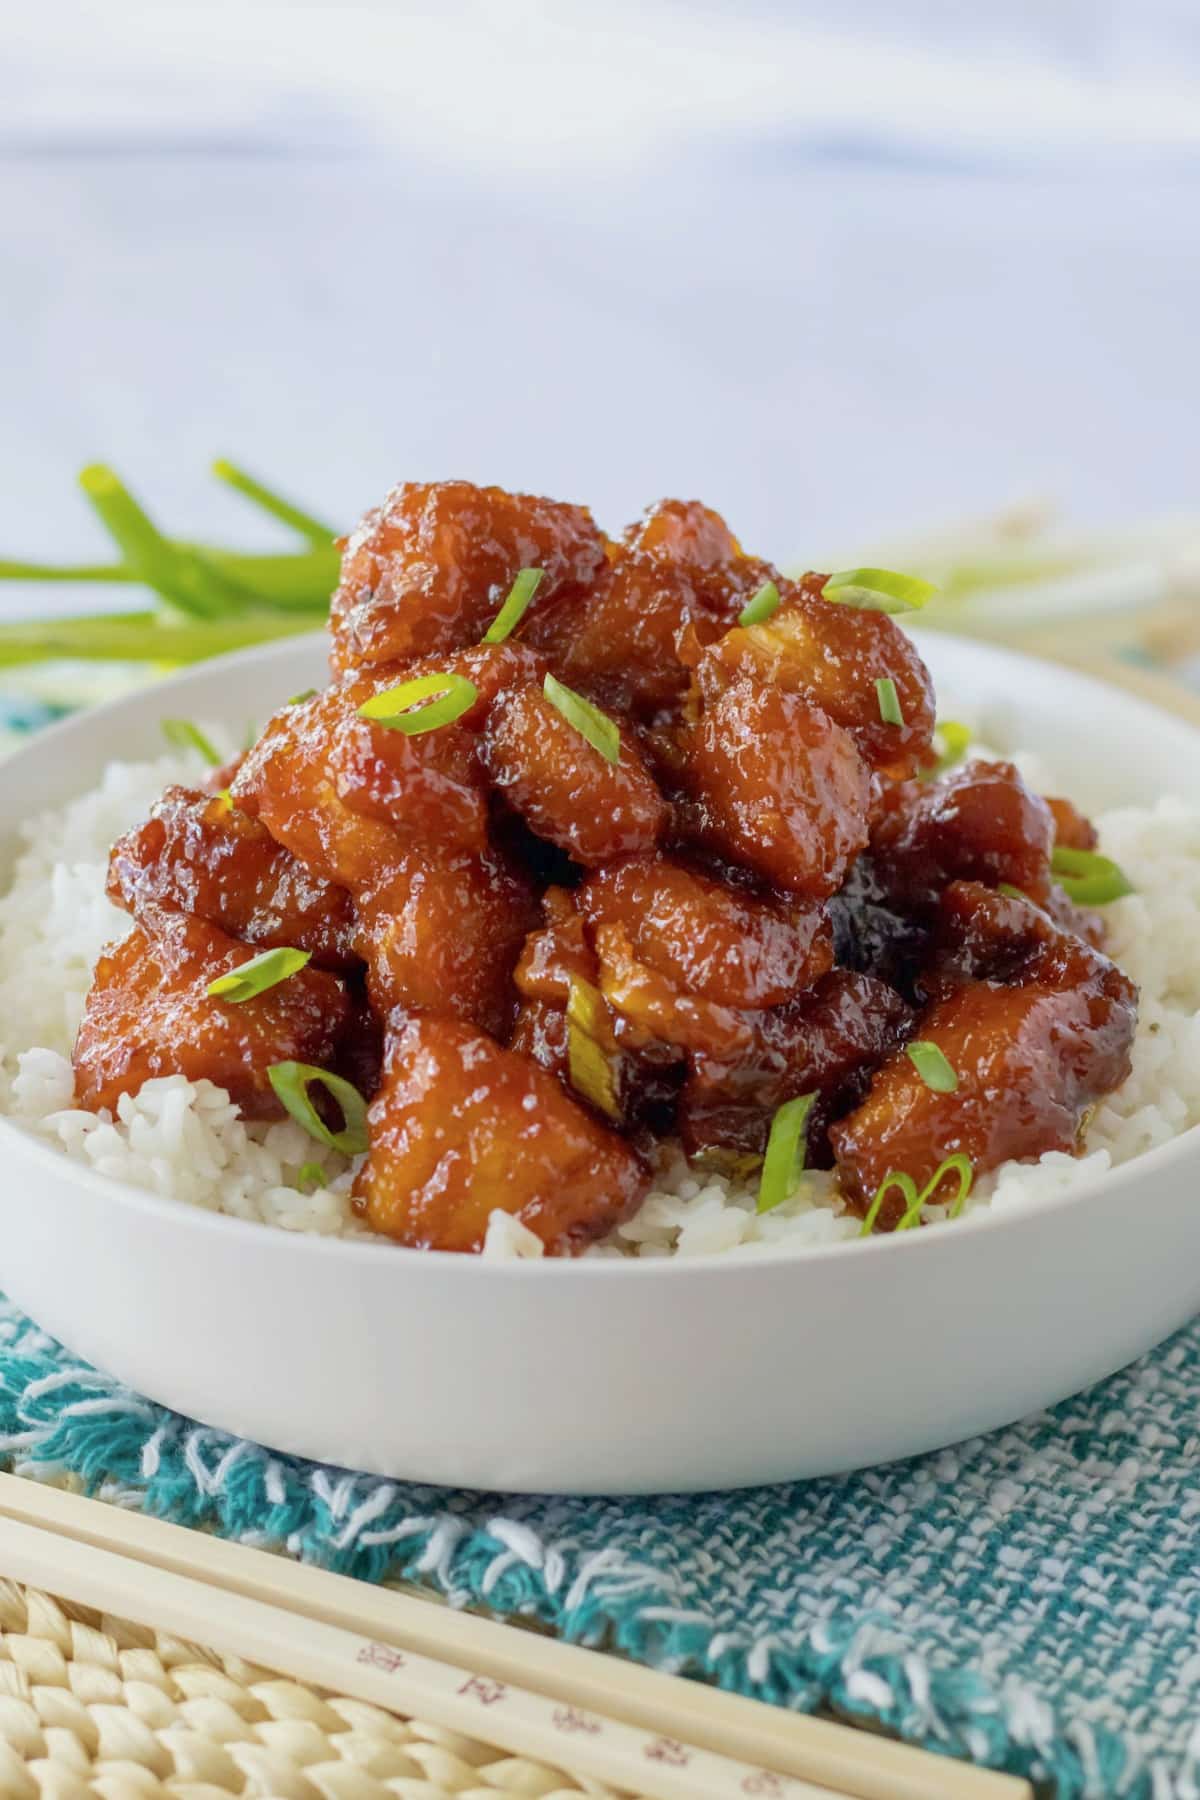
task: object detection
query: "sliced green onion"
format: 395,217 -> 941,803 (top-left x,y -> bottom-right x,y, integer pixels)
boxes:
1051,846 -> 1135,906
211,458 -> 336,547
906,1040 -> 958,1093
930,719 -> 971,776
542,674 -> 620,765
757,1092 -> 817,1215
162,718 -> 222,765
287,687 -> 318,707
207,945 -> 312,1003
859,1154 -> 973,1236
823,567 -> 937,615
737,580 -> 781,627
214,787 -> 233,812
357,672 -> 478,736
295,1161 -> 326,1193
859,1171 -> 918,1236
267,1062 -> 369,1155
997,882 -> 1029,902
875,676 -> 904,726
566,981 -> 622,1121
484,568 -> 544,643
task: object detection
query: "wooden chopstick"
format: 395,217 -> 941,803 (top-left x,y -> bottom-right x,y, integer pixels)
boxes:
0,1510 -> 826,1800
0,1476 -> 1030,1799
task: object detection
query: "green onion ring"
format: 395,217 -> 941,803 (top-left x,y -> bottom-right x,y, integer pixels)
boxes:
1051,845 -> 1135,906
267,1062 -> 370,1155
860,1154 -> 974,1237
823,567 -> 937,615
357,672 -> 478,736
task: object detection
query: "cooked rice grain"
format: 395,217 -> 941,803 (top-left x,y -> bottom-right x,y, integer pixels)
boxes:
0,752 -> 1195,1260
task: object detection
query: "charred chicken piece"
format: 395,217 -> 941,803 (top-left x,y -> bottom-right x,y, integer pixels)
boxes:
831,883 -> 1137,1218
353,1012 -> 649,1252
680,969 -> 913,1169
870,759 -> 1057,908
107,786 -> 358,971
73,910 -> 350,1117
330,481 -> 607,673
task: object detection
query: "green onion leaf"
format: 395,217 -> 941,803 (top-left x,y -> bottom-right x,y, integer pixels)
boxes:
930,719 -> 971,776
483,568 -> 544,643
875,676 -> 904,726
542,674 -> 621,765
357,672 -> 478,736
757,1092 -> 817,1214
860,1154 -> 973,1236
1051,846 -> 1135,906
267,1062 -> 369,1155
737,580 -> 781,627
79,465 -> 250,620
287,688 -> 317,707
162,718 -> 222,765
207,946 -> 312,1003
211,458 -> 336,547
906,1040 -> 958,1093
823,567 -> 938,615
295,1161 -> 326,1193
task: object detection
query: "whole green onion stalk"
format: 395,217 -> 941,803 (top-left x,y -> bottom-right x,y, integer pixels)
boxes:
0,459 -> 342,669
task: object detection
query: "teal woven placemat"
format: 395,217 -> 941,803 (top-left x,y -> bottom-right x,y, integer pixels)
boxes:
1,1292 -> 1198,1799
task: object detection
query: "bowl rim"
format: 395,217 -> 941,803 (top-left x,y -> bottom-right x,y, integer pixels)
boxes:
1,627 -> 1195,1282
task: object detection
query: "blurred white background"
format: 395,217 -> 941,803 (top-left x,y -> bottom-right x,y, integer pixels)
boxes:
3,0 -> 1199,577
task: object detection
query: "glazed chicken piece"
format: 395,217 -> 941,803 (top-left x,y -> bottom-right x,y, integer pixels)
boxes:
512,885 -> 685,1129
526,499 -> 778,716
232,664 -> 491,887
482,682 -> 667,865
831,883 -> 1137,1217
353,1013 -> 649,1253
577,854 -> 832,1009
107,786 -> 358,971
869,759 -> 1057,908
680,969 -> 913,1169
74,910 -> 351,1116
330,481 -> 608,673
678,680 -> 871,898
355,846 -> 538,1040
696,573 -> 937,775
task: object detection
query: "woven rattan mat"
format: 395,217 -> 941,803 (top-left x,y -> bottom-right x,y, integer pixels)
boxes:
0,1574 -> 637,1800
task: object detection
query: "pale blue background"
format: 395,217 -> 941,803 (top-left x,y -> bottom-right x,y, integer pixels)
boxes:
2,1 -> 1198,587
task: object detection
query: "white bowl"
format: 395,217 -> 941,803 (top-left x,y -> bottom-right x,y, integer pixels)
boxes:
0,633 -> 1195,1495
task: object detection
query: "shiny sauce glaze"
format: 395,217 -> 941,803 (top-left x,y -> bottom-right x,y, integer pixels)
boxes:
74,481 -> 1138,1252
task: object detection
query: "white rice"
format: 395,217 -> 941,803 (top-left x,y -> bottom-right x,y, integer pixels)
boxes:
1,747 -> 1197,1261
